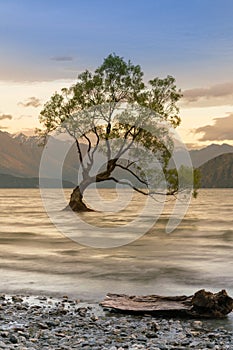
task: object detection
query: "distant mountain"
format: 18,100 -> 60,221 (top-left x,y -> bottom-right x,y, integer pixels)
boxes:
167,143 -> 233,169
0,131 -> 233,188
0,131 -> 81,182
198,153 -> 233,188
189,143 -> 233,168
0,173 -> 75,188
0,131 -> 42,177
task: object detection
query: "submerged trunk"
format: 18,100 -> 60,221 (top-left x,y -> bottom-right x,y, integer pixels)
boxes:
68,185 -> 93,212
67,160 -> 118,212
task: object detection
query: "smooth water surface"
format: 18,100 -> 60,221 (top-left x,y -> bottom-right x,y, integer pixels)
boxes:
0,189 -> 232,303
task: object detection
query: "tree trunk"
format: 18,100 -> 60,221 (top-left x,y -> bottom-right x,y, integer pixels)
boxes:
68,185 -> 93,212
67,160 -> 118,212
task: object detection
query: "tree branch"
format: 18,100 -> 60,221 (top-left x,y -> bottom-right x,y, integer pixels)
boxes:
107,177 -> 149,196
115,163 -> 149,187
90,126 -> 100,161
116,125 -> 135,157
116,127 -> 143,159
104,102 -> 118,161
82,133 -> 92,163
64,126 -> 86,172
82,133 -> 92,154
75,139 -> 85,172
105,122 -> 111,161
94,176 -> 178,203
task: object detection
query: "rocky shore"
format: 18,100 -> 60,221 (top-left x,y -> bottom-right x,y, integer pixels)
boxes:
0,294 -> 233,349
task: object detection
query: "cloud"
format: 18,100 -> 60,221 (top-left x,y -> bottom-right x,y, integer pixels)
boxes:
51,56 -> 73,62
194,113 -> 233,141
182,81 -> 233,107
16,128 -> 36,136
18,97 -> 41,108
0,114 -> 13,120
184,143 -> 202,150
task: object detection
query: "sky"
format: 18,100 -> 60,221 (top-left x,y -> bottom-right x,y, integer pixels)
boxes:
1,0 -> 233,148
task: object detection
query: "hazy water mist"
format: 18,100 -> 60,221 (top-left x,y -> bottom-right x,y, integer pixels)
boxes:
0,189 -> 233,302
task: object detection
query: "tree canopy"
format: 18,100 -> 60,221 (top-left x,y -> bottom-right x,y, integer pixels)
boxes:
38,53 -> 196,212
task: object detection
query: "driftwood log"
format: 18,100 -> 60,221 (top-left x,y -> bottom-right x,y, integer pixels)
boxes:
100,289 -> 233,318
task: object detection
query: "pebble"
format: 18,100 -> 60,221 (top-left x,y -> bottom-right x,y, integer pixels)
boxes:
9,335 -> 18,344
0,294 -> 232,349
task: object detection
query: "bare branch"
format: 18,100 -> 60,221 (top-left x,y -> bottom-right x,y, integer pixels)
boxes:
126,160 -> 138,168
115,163 -> 149,187
82,133 -> 92,153
104,102 -> 118,161
106,177 -> 149,196
105,123 -> 111,161
75,139 -> 85,171
116,127 -> 143,159
116,125 -> 135,156
64,125 -> 86,172
82,133 -> 92,163
90,126 -> 100,161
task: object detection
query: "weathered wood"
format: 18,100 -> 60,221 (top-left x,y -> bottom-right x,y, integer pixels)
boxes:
100,289 -> 233,318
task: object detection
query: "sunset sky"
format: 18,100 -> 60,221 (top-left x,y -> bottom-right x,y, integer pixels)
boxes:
1,0 -> 233,148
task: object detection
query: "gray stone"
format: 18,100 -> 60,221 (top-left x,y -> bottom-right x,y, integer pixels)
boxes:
9,334 -> 18,344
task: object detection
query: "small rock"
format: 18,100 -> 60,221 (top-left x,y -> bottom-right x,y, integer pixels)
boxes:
192,320 -> 203,328
46,320 -> 59,327
54,332 -> 66,337
38,322 -> 49,329
12,296 -> 23,303
77,307 -> 88,316
9,334 -> 18,344
91,314 -> 99,321
146,331 -> 158,338
150,321 -> 160,331
1,331 -> 9,337
136,335 -> 147,342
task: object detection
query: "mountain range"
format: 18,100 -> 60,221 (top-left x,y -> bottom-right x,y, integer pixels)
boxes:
189,143 -> 233,168
0,131 -> 80,181
0,131 -> 232,188
0,173 -> 75,188
199,153 -> 233,188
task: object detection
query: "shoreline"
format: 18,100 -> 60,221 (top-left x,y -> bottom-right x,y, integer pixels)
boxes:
0,293 -> 233,349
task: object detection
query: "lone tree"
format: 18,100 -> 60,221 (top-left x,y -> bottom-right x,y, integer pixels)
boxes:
39,53 -> 191,212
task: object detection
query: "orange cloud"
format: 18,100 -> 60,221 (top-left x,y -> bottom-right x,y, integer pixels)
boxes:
18,97 -> 41,108
182,81 -> 233,107
0,114 -> 13,120
195,113 -> 233,141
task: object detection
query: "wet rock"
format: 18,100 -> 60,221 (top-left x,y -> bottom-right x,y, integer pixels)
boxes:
0,331 -> 9,338
193,320 -> 203,328
12,295 -> 23,303
0,293 -> 232,349
9,334 -> 18,344
77,307 -> 88,317
191,289 -> 233,317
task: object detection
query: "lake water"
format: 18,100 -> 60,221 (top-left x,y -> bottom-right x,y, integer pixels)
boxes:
0,188 -> 233,304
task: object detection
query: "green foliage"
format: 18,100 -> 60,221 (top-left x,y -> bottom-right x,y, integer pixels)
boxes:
38,53 -> 194,198
147,75 -> 182,126
193,168 -> 201,198
39,53 -> 182,136
165,166 -> 200,197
